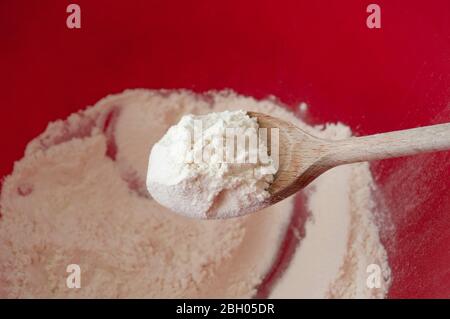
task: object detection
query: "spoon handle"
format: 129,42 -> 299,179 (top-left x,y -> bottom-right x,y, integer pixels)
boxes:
328,122 -> 450,165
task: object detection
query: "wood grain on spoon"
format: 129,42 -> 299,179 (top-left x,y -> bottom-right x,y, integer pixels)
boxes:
248,111 -> 450,205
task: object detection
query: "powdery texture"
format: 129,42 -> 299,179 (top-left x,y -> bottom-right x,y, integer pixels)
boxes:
267,119 -> 391,298
270,153 -> 391,298
147,110 -> 276,219
0,90 -> 292,298
0,89 -> 390,298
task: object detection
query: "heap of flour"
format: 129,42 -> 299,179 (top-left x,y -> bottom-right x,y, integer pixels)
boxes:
147,110 -> 276,219
0,89 -> 390,298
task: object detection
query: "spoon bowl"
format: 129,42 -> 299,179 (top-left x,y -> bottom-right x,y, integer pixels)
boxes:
249,111 -> 333,204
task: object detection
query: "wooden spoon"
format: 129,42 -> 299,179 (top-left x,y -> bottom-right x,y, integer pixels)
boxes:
248,111 -> 450,205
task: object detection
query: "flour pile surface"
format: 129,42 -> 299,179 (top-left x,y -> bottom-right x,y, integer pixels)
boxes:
0,89 -> 390,298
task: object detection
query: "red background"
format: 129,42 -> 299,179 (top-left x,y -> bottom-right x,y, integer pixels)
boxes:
0,0 -> 449,298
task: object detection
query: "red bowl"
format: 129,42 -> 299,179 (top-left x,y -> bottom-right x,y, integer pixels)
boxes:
1,0 -> 449,298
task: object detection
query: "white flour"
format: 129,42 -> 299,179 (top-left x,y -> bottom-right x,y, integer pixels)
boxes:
0,89 -> 390,298
147,110 -> 276,219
